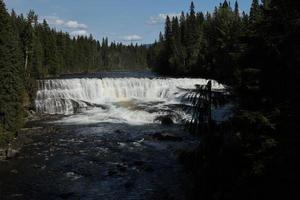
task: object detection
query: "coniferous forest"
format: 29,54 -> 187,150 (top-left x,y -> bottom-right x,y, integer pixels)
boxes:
148,0 -> 300,199
1,0 -> 300,199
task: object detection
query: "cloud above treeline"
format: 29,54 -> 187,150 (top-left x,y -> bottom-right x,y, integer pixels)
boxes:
42,16 -> 88,29
122,35 -> 142,42
40,15 -> 88,37
147,13 -> 181,25
65,20 -> 87,29
70,30 -> 88,36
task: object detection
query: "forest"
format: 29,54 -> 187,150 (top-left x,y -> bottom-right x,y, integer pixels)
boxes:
148,0 -> 300,199
1,0 -> 300,199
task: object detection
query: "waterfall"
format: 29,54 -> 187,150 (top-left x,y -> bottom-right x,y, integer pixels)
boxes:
35,78 -> 224,124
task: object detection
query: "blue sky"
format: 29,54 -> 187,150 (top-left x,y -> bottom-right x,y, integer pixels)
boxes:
4,0 -> 252,44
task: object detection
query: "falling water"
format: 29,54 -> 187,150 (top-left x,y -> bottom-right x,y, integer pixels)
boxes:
35,78 -> 224,125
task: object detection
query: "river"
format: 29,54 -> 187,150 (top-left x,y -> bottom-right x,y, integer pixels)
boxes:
0,72 -> 224,200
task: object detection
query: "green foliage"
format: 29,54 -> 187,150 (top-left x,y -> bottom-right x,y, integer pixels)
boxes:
183,81 -> 228,135
8,12 -> 148,79
174,1 -> 300,199
0,127 -> 15,147
148,1 -> 243,84
0,0 -> 25,135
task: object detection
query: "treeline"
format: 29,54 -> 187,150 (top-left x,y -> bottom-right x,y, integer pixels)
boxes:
11,10 -> 148,78
148,0 -> 262,84
0,0 -> 148,143
154,1 -> 299,199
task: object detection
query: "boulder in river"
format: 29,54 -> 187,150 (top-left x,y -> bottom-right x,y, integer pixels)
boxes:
155,115 -> 174,125
148,132 -> 183,142
6,147 -> 19,159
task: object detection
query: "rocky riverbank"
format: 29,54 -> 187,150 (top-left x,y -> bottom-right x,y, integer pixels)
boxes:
0,112 -> 63,161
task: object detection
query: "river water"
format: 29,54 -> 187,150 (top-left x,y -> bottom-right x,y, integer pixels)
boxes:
0,72 -> 224,200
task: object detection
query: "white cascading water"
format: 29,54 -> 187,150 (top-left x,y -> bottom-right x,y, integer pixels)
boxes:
35,78 -> 224,125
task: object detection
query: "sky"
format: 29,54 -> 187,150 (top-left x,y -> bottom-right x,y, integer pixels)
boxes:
4,0 -> 252,44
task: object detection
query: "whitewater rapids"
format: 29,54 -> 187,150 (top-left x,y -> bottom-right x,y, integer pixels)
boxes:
35,78 -> 224,125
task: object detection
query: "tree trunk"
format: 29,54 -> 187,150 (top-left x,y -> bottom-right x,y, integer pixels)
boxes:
207,80 -> 212,135
24,47 -> 29,71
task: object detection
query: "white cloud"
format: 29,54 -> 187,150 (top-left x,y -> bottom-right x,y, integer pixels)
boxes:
71,30 -> 88,36
39,15 -> 89,37
55,19 -> 65,25
65,20 -> 87,29
41,16 -> 64,26
122,35 -> 142,42
41,16 -> 87,29
147,13 -> 181,25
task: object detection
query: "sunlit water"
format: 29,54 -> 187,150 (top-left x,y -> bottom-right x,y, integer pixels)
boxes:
35,76 -> 224,125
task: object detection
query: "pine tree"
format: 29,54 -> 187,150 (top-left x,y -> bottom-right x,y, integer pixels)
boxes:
161,16 -> 172,75
0,0 -> 24,134
223,0 -> 229,8
185,2 -> 200,73
262,0 -> 270,9
101,37 -> 109,67
249,0 -> 262,23
20,11 -> 35,73
169,17 -> 182,74
179,11 -> 186,43
234,1 -> 239,18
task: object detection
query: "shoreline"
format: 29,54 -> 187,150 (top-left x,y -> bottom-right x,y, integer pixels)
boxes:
0,113 -> 63,161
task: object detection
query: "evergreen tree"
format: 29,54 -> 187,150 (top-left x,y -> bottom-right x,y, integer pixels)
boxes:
249,0 -> 262,23
0,0 -> 24,134
20,10 -> 35,73
234,1 -> 239,18
161,16 -> 172,75
186,1 -> 199,72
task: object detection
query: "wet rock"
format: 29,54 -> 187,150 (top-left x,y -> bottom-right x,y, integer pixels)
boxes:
148,132 -> 183,142
6,147 -> 19,159
133,138 -> 144,146
10,169 -> 18,174
134,160 -> 145,166
10,194 -> 23,198
108,170 -> 118,176
118,142 -> 126,147
155,116 -> 174,125
115,129 -> 123,134
65,172 -> 82,180
33,164 -> 41,169
1,134 -> 27,160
